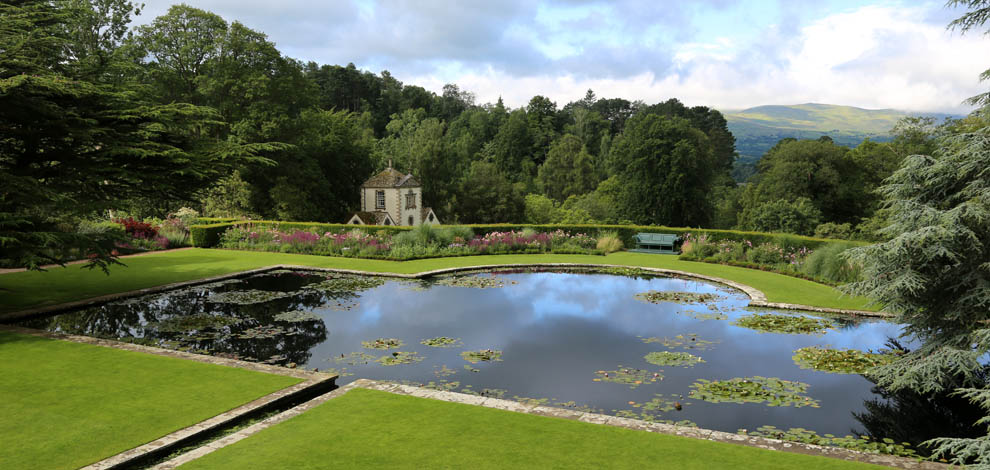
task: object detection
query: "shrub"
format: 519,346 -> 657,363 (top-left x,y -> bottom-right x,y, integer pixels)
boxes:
744,198 -> 823,236
172,207 -> 200,229
813,222 -> 854,240
113,217 -> 158,239
77,220 -> 126,239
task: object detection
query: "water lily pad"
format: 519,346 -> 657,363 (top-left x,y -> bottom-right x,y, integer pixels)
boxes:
331,352 -> 376,365
303,275 -> 385,293
436,275 -> 506,289
640,334 -> 718,351
376,351 -> 424,366
208,289 -> 293,305
644,351 -> 705,367
147,314 -> 242,333
322,367 -> 354,378
273,310 -> 322,323
732,313 -> 835,335
236,325 -> 296,339
738,425 -> 918,458
635,290 -> 724,305
420,336 -> 463,348
792,346 -> 899,374
461,348 -> 502,363
689,376 -> 820,407
593,367 -> 663,389
433,364 -> 458,378
629,394 -> 690,413
678,309 -> 729,321
362,338 -> 403,349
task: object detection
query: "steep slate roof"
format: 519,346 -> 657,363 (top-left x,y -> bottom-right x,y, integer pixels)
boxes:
362,167 -> 419,188
348,211 -> 394,225
421,207 -> 437,222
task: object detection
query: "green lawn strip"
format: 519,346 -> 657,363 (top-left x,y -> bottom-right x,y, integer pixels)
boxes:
178,388 -> 888,470
0,248 -> 874,313
0,331 -> 302,470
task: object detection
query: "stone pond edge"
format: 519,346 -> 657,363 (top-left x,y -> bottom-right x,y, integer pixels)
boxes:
0,325 -> 337,470
0,262 -> 888,323
151,378 -> 945,470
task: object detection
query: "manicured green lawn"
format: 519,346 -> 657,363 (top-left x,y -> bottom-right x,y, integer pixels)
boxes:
0,331 -> 302,470
179,388 -> 888,470
0,248 -> 875,313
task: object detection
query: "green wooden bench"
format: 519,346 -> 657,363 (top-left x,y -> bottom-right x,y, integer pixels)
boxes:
632,233 -> 680,254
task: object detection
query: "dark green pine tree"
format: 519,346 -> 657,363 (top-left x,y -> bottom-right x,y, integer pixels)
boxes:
0,0 -> 281,271
843,112 -> 990,467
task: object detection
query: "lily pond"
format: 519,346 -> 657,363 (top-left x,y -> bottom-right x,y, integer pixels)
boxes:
22,268 -> 923,445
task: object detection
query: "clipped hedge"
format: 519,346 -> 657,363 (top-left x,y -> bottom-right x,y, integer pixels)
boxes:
188,220 -> 860,250
194,217 -> 242,225
190,222 -> 241,248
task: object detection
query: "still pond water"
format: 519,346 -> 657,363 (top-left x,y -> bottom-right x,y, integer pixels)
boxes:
22,268 -> 905,437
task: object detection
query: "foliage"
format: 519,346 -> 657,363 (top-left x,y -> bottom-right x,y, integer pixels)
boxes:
593,367 -> 663,389
217,224 -> 603,260
634,291 -> 722,304
460,349 -> 502,364
273,311 -> 322,323
812,222 -> 854,240
376,351 -> 424,366
842,105 -> 990,467
420,337 -> 463,348
595,230 -> 624,253
608,114 -> 719,227
738,426 -> 918,458
640,334 -> 719,351
207,289 -> 293,305
791,347 -> 899,374
732,313 -> 835,335
740,198 -> 822,236
689,376 -> 820,407
740,138 -> 868,226
148,314 -> 242,333
799,242 -> 863,284
361,338 -> 403,350
643,351 -> 705,367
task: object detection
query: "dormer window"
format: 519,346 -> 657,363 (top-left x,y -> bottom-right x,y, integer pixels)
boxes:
405,190 -> 416,209
376,190 -> 385,209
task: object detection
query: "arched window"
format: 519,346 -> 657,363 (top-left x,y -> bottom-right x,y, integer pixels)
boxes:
384,218 -> 390,226
428,213 -> 434,222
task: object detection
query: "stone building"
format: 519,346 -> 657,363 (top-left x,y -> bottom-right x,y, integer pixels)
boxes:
345,164 -> 440,226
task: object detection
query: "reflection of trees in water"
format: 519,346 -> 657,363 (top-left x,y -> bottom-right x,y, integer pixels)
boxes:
16,272 -> 377,366
852,340 -> 988,458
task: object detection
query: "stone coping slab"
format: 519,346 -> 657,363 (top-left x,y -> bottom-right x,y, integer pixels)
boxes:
153,379 -> 944,470
0,325 -> 337,470
0,262 -> 888,323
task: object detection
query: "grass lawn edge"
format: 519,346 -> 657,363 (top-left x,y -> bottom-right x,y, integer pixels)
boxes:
171,381 -> 926,470
0,248 -> 880,316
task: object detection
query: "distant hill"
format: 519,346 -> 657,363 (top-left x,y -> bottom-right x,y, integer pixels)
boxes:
721,103 -> 960,181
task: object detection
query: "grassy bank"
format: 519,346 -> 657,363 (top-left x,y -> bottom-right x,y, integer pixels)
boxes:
0,330 -> 301,470
178,388 -> 888,470
0,248 -> 875,313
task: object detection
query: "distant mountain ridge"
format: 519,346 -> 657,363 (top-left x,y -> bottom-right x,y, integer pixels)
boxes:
720,103 -> 962,181
722,103 -> 960,156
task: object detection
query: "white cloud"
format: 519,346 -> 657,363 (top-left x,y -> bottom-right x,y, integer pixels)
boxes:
403,4 -> 989,113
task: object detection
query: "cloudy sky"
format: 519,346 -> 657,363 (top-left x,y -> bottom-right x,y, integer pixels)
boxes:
134,0 -> 989,113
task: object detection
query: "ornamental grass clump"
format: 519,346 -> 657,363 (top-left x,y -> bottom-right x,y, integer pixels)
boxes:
596,230 -> 624,253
